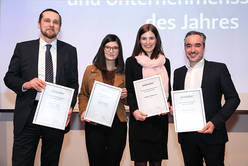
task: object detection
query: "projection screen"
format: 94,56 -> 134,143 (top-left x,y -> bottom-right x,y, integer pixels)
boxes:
0,0 -> 247,110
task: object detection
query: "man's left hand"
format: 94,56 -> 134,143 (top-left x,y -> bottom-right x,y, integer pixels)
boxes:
65,108 -> 73,127
198,121 -> 215,134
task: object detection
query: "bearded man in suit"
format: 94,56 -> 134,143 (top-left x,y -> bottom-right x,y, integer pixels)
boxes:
173,31 -> 240,166
4,8 -> 78,166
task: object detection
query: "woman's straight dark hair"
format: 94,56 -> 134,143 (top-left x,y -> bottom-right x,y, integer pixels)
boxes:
93,34 -> 124,73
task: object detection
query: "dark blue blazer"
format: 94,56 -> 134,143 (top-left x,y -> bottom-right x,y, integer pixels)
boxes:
173,60 -> 240,144
4,39 -> 79,136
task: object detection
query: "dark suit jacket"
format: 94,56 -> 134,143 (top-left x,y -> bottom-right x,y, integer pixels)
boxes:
173,60 -> 240,144
4,39 -> 79,136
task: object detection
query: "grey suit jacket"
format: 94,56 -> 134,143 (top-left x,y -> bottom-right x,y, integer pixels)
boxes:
173,60 -> 240,144
4,39 -> 78,136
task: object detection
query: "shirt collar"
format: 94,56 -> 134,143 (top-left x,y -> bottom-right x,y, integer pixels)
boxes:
186,58 -> 205,70
39,38 -> 57,49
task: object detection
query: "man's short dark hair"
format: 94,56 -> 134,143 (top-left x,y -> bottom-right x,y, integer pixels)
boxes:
184,31 -> 206,47
38,8 -> 62,26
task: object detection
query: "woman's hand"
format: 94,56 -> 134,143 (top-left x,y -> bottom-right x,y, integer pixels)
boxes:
120,88 -> 127,99
80,111 -> 91,123
168,102 -> 173,116
133,110 -> 147,121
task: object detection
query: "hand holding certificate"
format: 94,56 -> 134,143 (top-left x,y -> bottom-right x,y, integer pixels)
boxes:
171,89 -> 206,132
33,82 -> 75,130
133,75 -> 169,117
84,81 -> 122,127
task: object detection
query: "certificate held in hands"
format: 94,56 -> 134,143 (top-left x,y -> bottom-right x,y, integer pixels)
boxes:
84,81 -> 122,127
33,82 -> 75,130
133,75 -> 169,117
171,89 -> 206,133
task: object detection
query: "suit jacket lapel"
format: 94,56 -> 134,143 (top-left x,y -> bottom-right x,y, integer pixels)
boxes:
113,72 -> 125,88
56,40 -> 63,84
180,67 -> 187,90
30,39 -> 39,78
201,60 -> 209,91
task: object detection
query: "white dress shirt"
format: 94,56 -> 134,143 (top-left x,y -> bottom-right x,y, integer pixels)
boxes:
184,59 -> 205,90
35,38 -> 57,100
38,38 -> 57,83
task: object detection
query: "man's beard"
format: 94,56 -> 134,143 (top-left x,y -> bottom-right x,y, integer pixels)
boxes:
41,29 -> 57,39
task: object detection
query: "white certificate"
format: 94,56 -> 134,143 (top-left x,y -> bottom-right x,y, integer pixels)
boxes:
171,89 -> 206,132
84,81 -> 122,127
133,75 -> 169,117
33,82 -> 74,130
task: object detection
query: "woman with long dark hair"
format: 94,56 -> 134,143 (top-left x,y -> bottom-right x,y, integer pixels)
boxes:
78,34 -> 127,166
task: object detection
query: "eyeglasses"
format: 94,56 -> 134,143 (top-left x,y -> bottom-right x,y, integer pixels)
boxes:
104,46 -> 119,52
